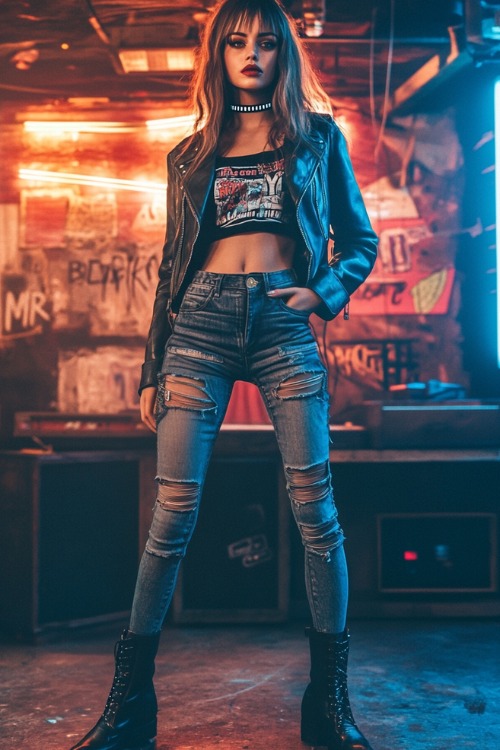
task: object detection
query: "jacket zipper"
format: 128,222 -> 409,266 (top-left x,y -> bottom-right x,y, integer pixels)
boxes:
173,188 -> 200,300
313,177 -> 329,241
170,193 -> 186,308
295,161 -> 320,282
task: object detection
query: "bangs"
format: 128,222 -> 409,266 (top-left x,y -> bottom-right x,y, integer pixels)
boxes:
220,0 -> 284,40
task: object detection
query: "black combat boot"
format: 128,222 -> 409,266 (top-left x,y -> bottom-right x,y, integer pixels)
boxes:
69,629 -> 161,750
301,626 -> 374,750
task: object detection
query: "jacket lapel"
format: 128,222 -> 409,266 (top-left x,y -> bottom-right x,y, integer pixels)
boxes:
284,132 -> 325,203
172,133 -> 215,222
181,152 -> 216,222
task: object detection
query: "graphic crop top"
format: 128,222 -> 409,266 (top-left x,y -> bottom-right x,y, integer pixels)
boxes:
201,148 -> 297,244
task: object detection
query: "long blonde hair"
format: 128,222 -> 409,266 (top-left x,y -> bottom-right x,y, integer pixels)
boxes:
179,0 -> 333,177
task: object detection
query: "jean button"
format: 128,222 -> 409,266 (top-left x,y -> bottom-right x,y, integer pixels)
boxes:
246,277 -> 259,288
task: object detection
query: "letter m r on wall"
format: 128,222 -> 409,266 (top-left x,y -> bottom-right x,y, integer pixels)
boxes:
1,274 -> 50,337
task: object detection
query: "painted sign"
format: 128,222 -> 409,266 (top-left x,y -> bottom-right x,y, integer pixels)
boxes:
0,271 -> 50,340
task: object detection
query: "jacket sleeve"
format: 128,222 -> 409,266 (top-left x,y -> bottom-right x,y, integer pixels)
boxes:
138,151 -> 178,394
309,121 -> 378,319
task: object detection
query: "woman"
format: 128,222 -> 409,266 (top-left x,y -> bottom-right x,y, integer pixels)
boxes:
69,1 -> 378,749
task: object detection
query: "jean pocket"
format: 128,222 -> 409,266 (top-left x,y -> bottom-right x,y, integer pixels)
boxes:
179,282 -> 215,313
276,298 -> 312,317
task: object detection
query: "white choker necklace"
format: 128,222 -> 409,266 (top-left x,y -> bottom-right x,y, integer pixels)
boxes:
230,102 -> 273,113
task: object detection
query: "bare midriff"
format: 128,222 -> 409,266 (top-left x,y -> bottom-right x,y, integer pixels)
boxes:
201,232 -> 296,274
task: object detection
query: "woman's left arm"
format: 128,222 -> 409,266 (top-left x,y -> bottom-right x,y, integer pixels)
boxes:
326,122 -> 378,296
270,120 -> 378,316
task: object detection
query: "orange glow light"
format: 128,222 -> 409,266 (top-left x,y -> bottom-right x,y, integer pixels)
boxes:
19,168 -> 165,194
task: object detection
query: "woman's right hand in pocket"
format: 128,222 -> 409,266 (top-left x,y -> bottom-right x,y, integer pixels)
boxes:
140,386 -> 158,433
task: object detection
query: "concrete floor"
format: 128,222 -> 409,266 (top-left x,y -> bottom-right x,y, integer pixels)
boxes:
1,619 -> 499,750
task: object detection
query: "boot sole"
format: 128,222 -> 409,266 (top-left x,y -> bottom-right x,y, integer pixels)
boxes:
302,719 -> 373,750
109,718 -> 156,750
301,691 -> 334,747
301,726 -> 336,748
121,740 -> 156,750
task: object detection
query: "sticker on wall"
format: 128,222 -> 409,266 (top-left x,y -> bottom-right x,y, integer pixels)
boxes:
66,193 -> 118,238
348,217 -> 455,315
58,346 -> 143,412
362,176 -> 420,221
351,264 -> 455,316
21,188 -> 71,247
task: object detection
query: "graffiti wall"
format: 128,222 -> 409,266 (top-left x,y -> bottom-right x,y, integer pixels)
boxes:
310,108 -> 467,418
0,118 -> 175,427
0,107 -> 469,434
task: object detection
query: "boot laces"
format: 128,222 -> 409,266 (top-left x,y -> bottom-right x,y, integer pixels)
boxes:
103,641 -> 134,724
325,640 -> 356,729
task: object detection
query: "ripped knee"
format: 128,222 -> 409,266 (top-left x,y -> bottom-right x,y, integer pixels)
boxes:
274,371 -> 325,400
286,461 -> 344,560
156,374 -> 216,423
156,477 -> 200,512
286,461 -> 331,504
145,478 -> 200,559
299,519 -> 345,561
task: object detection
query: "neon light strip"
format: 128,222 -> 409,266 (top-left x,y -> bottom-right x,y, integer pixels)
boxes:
24,121 -> 138,134
495,79 -> 500,367
23,115 -> 195,135
145,115 -> 196,130
382,405 -> 499,412
19,168 -> 165,194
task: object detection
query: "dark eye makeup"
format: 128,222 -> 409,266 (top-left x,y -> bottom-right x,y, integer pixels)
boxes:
226,33 -> 278,50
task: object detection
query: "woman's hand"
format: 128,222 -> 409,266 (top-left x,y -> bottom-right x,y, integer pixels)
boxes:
140,386 -> 158,434
267,286 -> 321,313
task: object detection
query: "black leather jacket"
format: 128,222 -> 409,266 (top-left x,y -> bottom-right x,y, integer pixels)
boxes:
139,113 -> 378,393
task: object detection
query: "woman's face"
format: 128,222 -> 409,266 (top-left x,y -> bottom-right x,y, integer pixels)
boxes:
223,15 -> 279,98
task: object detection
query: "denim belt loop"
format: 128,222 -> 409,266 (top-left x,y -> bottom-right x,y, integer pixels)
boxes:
263,273 -> 277,293
264,268 -> 297,293
213,275 -> 223,297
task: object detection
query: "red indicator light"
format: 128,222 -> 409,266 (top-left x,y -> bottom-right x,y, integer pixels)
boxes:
404,550 -> 418,561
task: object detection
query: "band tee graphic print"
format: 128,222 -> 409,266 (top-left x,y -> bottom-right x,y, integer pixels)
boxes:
213,153 -> 294,231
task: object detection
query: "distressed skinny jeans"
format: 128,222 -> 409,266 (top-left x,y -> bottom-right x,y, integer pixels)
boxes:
129,270 -> 348,635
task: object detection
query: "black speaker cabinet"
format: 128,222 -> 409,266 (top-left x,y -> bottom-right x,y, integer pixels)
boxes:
0,451 -> 151,640
331,455 -> 500,618
363,401 -> 500,449
172,455 -> 289,623
378,513 -> 497,593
